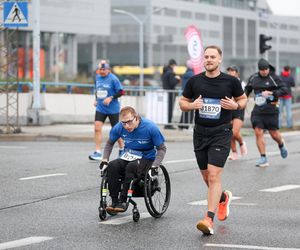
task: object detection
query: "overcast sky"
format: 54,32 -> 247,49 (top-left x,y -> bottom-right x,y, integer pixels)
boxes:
266,0 -> 300,16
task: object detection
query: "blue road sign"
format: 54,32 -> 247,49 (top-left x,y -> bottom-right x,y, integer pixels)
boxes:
4,2 -> 28,28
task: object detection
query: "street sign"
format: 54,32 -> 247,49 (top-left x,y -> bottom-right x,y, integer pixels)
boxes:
3,1 -> 28,28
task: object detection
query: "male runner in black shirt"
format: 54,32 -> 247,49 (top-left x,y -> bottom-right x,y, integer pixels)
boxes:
179,45 -> 247,235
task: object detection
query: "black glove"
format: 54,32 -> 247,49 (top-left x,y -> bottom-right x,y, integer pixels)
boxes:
99,161 -> 108,170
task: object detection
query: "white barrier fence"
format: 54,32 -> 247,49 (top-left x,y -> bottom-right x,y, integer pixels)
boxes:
0,89 -> 255,126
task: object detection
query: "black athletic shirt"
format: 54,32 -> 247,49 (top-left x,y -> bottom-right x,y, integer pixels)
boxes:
182,72 -> 244,127
245,72 -> 288,114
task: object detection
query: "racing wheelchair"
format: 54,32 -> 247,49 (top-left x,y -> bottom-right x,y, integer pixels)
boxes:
98,163 -> 171,222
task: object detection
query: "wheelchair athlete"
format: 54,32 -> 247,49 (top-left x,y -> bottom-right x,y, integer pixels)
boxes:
99,106 -> 167,213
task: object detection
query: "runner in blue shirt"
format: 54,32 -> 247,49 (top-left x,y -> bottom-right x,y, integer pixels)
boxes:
99,106 -> 167,212
89,60 -> 125,161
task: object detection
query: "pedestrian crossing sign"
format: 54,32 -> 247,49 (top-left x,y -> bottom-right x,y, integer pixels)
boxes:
3,2 -> 28,28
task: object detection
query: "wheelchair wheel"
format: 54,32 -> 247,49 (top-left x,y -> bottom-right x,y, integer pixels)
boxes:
99,206 -> 106,220
144,165 -> 171,218
99,175 -> 117,218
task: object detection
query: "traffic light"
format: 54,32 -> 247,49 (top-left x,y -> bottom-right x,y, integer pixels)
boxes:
259,34 -> 272,54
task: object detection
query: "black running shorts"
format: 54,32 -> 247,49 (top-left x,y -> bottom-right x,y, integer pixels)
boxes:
232,109 -> 245,121
95,111 -> 119,127
193,123 -> 232,170
251,113 -> 279,130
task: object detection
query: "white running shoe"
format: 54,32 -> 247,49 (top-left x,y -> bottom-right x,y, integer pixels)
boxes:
240,142 -> 248,156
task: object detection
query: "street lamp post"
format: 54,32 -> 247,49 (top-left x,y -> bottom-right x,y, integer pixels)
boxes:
113,8 -> 164,91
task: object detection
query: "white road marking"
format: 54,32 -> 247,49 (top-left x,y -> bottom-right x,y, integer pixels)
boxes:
0,237 -> 53,250
165,158 -> 196,164
99,212 -> 151,225
260,185 -> 300,192
0,146 -> 27,149
19,173 -> 67,180
204,243 -> 300,250
231,202 -> 257,206
188,196 -> 242,206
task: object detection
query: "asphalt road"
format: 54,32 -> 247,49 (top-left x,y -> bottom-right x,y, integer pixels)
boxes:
0,133 -> 300,250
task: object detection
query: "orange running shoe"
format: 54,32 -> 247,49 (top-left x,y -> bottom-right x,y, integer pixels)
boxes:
196,215 -> 214,235
217,190 -> 232,221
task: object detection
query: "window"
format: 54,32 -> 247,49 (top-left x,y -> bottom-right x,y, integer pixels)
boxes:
236,19 -> 245,56
180,10 -> 192,19
165,26 -> 177,35
209,30 -> 220,38
259,20 -> 267,28
280,37 -> 287,44
195,12 -> 206,20
247,20 -> 256,58
223,17 -> 233,55
165,8 -> 177,17
289,38 -> 299,45
153,25 -> 161,33
289,25 -> 299,31
280,24 -> 287,30
209,14 -> 219,22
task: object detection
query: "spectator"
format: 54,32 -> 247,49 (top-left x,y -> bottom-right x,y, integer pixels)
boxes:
279,66 -> 295,128
179,60 -> 194,130
161,59 -> 180,129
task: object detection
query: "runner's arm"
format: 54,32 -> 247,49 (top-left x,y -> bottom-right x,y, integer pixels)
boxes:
102,139 -> 116,162
152,143 -> 167,167
179,95 -> 201,111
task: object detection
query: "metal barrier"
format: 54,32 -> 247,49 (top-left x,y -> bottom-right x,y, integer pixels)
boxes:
40,82 -> 94,94
2,81 -> 300,128
120,88 -> 192,128
0,82 -> 33,92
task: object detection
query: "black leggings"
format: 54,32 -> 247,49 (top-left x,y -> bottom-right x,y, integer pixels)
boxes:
107,158 -> 153,202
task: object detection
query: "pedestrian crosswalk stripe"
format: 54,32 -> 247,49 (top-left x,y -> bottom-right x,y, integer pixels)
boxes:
260,185 -> 300,192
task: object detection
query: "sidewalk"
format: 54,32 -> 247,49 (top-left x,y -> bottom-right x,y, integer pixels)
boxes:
1,123 -> 298,142
0,124 -> 198,142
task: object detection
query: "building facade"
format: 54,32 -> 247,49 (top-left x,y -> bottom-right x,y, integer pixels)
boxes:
1,0 -> 300,82
109,0 -> 300,80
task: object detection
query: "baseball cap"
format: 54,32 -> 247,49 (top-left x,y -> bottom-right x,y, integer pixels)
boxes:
99,60 -> 110,69
258,58 -> 269,70
226,65 -> 239,72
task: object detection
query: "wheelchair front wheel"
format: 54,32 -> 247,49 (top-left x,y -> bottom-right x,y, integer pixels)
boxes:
100,175 -> 117,218
144,165 -> 171,218
99,206 -> 107,220
132,208 -> 140,222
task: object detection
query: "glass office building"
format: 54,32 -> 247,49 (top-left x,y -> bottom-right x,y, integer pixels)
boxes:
1,0 -> 299,81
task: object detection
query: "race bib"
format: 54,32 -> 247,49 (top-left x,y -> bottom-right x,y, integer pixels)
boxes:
255,94 -> 267,106
120,149 -> 143,161
199,98 -> 221,119
96,89 -> 108,99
